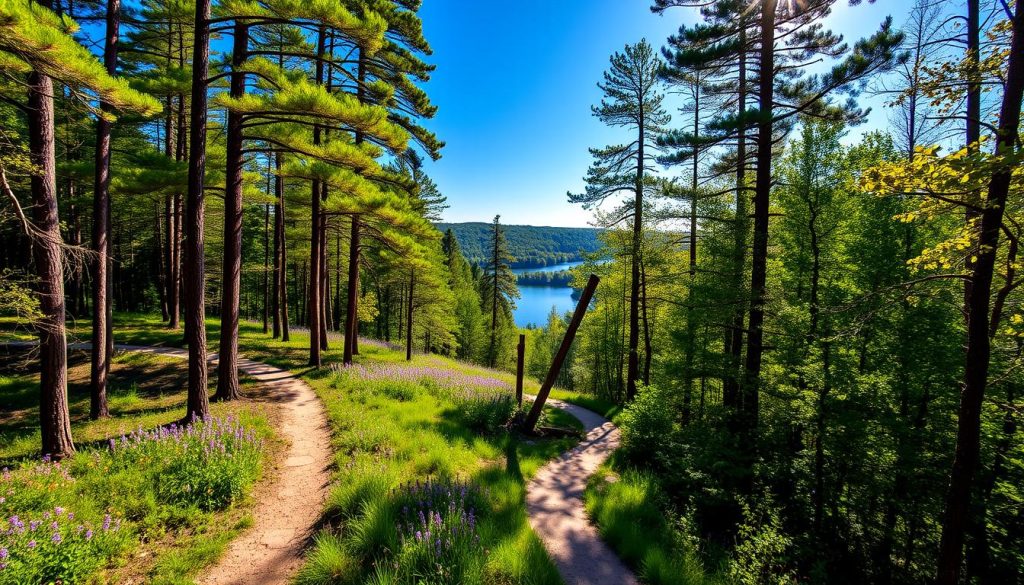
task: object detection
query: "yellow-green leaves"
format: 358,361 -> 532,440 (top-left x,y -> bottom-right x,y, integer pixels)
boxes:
0,0 -> 161,117
215,0 -> 387,55
217,58 -> 409,151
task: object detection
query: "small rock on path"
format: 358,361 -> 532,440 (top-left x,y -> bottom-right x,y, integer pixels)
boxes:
525,398 -> 639,585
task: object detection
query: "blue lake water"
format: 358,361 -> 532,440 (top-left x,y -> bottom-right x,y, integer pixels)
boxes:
512,261 -> 584,327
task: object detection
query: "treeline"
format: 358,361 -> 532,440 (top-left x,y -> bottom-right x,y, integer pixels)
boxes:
0,0 -> 465,460
529,1 -> 1024,584
516,270 -> 573,288
436,221 -> 601,268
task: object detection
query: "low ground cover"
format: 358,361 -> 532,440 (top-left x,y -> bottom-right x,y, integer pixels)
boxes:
2,315 -> 598,584
0,340 -> 276,584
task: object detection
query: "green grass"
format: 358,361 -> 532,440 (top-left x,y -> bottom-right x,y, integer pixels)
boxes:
0,323 -> 278,583
285,344 -> 579,584
548,388 -> 623,421
2,314 -> 591,583
585,458 -> 725,585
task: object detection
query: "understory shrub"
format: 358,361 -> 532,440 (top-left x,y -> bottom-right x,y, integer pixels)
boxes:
585,468 -> 717,585
455,395 -> 516,434
104,415 -> 263,511
617,385 -> 677,465
0,414 -> 264,583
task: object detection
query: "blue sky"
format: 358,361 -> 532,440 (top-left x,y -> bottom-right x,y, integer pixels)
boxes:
418,0 -> 914,227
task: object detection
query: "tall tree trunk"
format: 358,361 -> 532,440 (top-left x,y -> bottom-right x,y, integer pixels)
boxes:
307,27 -> 325,367
343,214 -> 360,365
743,0 -> 776,432
263,196 -> 269,335
937,7 -> 1024,584
28,39 -> 75,458
168,91 -> 185,330
276,155 -> 289,341
335,225 -> 343,331
319,204 -> 329,350
724,25 -> 748,411
271,186 -> 281,338
640,256 -> 652,387
684,84 -> 700,421
627,102 -> 643,401
347,47 -> 367,360
406,271 -> 414,361
183,0 -> 212,419
215,22 -> 248,401
155,203 -> 168,321
90,0 -> 120,421
963,0 -> 982,305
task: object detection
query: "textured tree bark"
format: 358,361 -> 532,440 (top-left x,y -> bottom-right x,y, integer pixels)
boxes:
937,6 -> 1024,583
155,203 -> 168,321
406,271 -> 415,361
724,26 -> 748,411
215,22 -> 248,401
348,47 -> 367,360
307,27 -> 325,368
90,0 -> 121,421
183,0 -> 212,419
271,176 -> 281,338
524,274 -> 600,431
742,0 -> 777,432
263,201 -> 270,334
29,56 -> 75,459
343,214 -> 360,365
276,156 -> 289,341
168,88 -> 185,330
626,110 -> 642,401
319,205 -> 329,350
516,333 -> 525,405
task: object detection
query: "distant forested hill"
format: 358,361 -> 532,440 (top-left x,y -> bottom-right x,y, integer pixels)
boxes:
436,222 -> 602,268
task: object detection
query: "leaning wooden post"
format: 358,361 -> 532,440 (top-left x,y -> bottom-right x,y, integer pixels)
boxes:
515,333 -> 526,406
523,274 -> 600,431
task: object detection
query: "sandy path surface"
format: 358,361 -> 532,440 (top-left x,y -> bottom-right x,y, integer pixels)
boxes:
525,398 -> 639,585
85,344 -> 332,585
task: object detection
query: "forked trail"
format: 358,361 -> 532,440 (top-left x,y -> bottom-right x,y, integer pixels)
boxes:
525,398 -> 639,585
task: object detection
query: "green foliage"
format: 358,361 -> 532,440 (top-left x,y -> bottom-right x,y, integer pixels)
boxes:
279,327 -> 578,585
0,502 -> 128,585
0,0 -> 160,117
455,395 -> 516,434
437,222 -> 602,268
617,385 -> 676,466
728,503 -> 796,585
0,405 -> 269,583
585,467 -> 720,585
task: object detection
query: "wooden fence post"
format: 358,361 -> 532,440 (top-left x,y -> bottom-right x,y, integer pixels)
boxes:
516,333 -> 525,406
523,274 -> 600,431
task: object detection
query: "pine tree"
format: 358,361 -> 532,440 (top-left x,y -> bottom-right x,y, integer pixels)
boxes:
570,39 -> 668,400
441,228 -> 486,360
0,0 -> 158,456
479,215 -> 518,368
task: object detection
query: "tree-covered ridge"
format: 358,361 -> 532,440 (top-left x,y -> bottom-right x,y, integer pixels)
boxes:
516,269 -> 573,288
436,222 -> 602,268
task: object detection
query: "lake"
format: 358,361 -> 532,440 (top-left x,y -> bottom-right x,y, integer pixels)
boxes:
512,260 -> 584,327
